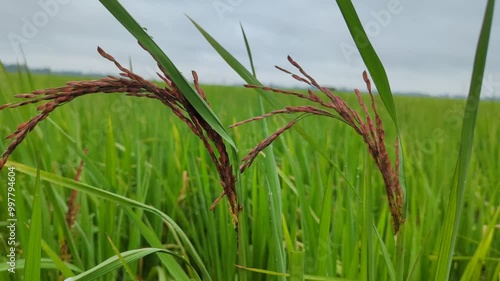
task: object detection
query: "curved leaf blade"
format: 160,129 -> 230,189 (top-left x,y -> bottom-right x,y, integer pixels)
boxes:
9,161 -> 211,280
434,0 -> 495,280
98,0 -> 236,150
64,248 -> 193,281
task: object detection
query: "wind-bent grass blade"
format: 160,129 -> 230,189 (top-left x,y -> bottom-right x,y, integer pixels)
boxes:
41,239 -> 76,278
316,172 -> 334,276
9,161 -> 210,280
185,150 -> 237,281
24,166 -> 42,281
147,266 -> 168,281
433,1 -> 495,280
98,0 -> 236,151
63,248 -> 194,281
188,17 -> 361,219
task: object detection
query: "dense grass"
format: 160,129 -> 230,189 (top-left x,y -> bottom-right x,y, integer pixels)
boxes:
0,72 -> 499,280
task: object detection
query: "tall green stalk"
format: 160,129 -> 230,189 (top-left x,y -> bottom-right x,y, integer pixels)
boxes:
434,1 -> 495,280
241,24 -> 287,280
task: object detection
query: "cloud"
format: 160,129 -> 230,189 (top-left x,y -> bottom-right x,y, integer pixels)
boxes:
0,0 -> 499,97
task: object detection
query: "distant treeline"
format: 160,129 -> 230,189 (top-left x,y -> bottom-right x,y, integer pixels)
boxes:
2,63 -> 103,77
1,63 -> 497,100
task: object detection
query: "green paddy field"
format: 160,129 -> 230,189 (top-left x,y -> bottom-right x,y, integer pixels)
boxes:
0,73 -> 499,280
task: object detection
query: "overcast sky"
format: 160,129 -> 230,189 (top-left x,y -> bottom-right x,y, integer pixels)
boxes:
1,0 -> 499,97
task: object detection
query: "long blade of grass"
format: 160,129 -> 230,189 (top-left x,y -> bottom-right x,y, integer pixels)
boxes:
492,260 -> 500,281
44,185 -> 84,268
373,224 -> 396,281
433,1 -> 495,279
9,161 -> 211,280
98,0 -> 236,150
19,46 -> 34,91
235,265 -> 353,281
64,248 -> 193,281
360,161 -> 374,280
240,23 -> 256,76
289,251 -> 305,281
24,166 -> 42,281
106,234 -> 136,281
0,59 -> 16,94
334,0 -> 397,125
240,23 -> 287,279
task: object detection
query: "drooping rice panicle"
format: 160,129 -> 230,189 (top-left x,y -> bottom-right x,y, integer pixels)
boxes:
0,45 -> 240,228
233,58 -> 404,233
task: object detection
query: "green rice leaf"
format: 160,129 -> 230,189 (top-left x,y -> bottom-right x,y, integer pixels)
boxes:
0,258 -> 82,273
123,207 -> 198,280
235,265 -> 353,280
24,166 -> 42,281
360,162 -> 374,280
106,234 -> 136,280
460,208 -> 500,280
333,1 -> 410,278
240,23 -> 286,279
373,225 -> 396,281
188,17 -> 260,87
433,1 -> 495,280
98,0 -> 236,150
334,0 -> 397,125
64,248 -> 192,281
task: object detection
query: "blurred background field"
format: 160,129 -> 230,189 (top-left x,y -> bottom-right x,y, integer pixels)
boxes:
0,71 -> 499,280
